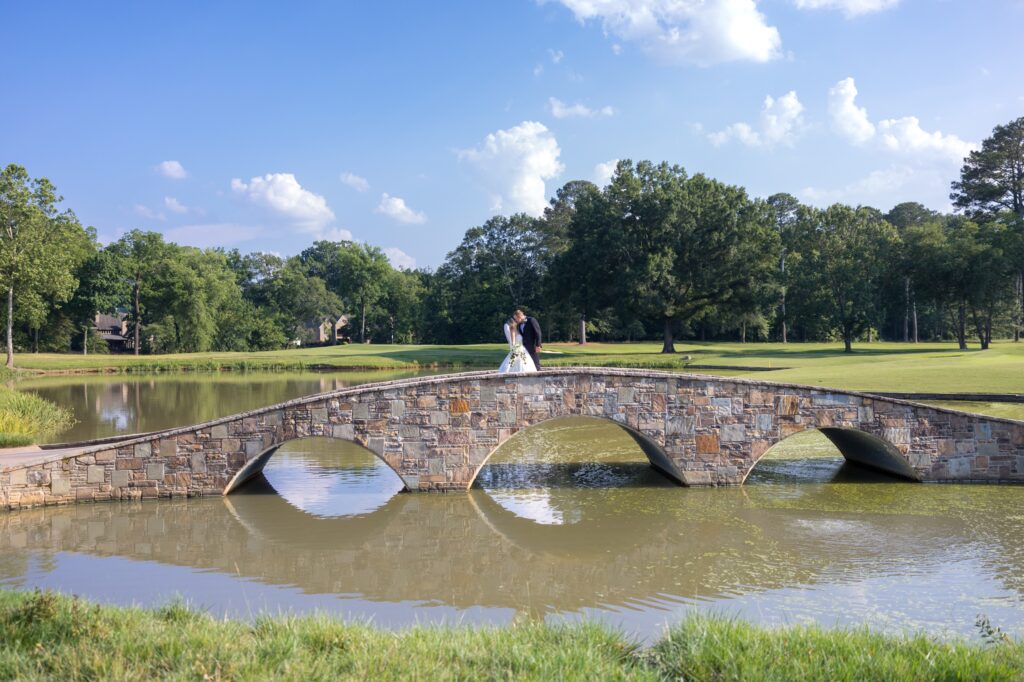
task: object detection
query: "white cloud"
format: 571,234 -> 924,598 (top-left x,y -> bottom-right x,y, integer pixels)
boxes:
318,227 -> 355,242
383,247 -> 416,270
800,165 -> 915,205
876,116 -> 975,163
828,77 -> 975,161
164,223 -> 263,248
231,173 -> 335,232
793,0 -> 899,17
549,48 -> 564,63
376,193 -> 427,224
458,121 -> 564,216
155,160 -> 187,180
164,196 -> 188,214
533,63 -> 545,77
828,77 -> 876,145
548,0 -> 781,65
340,172 -> 369,192
549,97 -> 615,119
708,90 -> 804,148
611,43 -> 623,55
594,159 -> 619,185
133,204 -> 165,221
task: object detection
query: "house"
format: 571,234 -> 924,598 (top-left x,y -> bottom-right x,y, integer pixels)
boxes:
94,310 -> 132,352
300,314 -> 350,345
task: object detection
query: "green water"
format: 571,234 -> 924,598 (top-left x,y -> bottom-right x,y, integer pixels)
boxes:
2,372 -> 1023,642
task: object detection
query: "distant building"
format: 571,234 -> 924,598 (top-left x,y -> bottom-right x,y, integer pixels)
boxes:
301,314 -> 350,345
93,310 -> 132,352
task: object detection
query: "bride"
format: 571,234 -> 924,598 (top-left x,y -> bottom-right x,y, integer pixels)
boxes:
497,315 -> 537,374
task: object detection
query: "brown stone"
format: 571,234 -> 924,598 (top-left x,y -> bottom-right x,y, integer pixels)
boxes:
450,399 -> 470,414
695,434 -> 720,454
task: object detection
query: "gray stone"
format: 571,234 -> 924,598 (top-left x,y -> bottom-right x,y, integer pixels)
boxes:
430,411 -> 449,425
947,458 -> 971,477
51,478 -> 71,495
666,416 -> 695,436
111,470 -> 130,488
479,386 -> 497,403
353,402 -> 369,419
617,387 -> 635,404
146,462 -> 165,480
244,440 -> 264,456
9,469 -> 26,486
311,408 -> 329,422
332,424 -> 355,440
211,425 -> 229,439
134,442 -> 152,458
87,465 -> 105,484
191,453 -> 208,474
367,438 -> 385,455
160,439 -> 177,458
721,424 -> 746,442
756,414 -> 773,432
390,400 -> 406,417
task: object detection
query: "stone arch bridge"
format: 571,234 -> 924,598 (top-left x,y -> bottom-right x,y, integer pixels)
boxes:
2,368 -> 1022,509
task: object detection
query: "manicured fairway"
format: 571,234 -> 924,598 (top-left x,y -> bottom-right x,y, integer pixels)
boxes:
10,341 -> 1024,395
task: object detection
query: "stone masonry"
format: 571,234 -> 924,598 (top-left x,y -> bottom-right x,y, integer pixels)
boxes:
1,368 -> 1022,510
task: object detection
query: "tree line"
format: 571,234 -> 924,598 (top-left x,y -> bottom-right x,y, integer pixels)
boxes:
1,116 -> 1022,364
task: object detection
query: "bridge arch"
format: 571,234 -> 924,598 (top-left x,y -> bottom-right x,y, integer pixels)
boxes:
223,435 -> 412,496
466,415 -> 686,490
741,425 -> 922,484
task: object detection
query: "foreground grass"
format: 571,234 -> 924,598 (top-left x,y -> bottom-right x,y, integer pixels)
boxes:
0,590 -> 1021,681
0,388 -> 74,447
10,340 -> 1024,396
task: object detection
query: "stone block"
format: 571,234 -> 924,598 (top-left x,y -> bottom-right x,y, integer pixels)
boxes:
666,416 -> 695,436
776,395 -> 800,416
353,402 -> 369,420
87,465 -> 105,484
430,411 -> 449,425
695,434 -> 720,454
947,458 -> 971,478
244,440 -> 264,456
390,400 -> 406,417
617,387 -> 635,404
479,386 -> 496,403
222,438 -> 242,452
311,408 -> 329,423
9,469 -> 26,486
721,424 -> 746,442
416,396 -> 437,408
367,438 -> 385,455
116,458 -> 143,470
333,424 -> 355,440
26,470 -> 50,486
95,450 -> 115,463
211,425 -> 229,439
111,470 -> 130,488
160,439 -> 177,458
146,462 -> 165,480
756,414 -> 773,432
191,453 -> 208,474
450,399 -> 470,414
50,478 -> 71,495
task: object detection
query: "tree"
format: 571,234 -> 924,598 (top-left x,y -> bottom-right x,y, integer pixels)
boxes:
608,161 -> 779,353
108,230 -> 168,355
0,164 -> 90,368
790,204 -> 899,352
67,249 -> 121,354
766,193 -> 802,343
886,202 -> 939,343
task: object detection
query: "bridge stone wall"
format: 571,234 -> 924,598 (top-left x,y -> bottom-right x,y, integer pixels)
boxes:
2,368 -> 1022,510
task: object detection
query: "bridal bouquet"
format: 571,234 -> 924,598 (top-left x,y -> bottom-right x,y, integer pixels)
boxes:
510,343 -> 529,364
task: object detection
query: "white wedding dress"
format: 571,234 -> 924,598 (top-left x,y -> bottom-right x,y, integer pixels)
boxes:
497,322 -> 537,374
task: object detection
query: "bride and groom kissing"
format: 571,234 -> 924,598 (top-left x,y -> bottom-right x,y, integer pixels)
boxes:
498,309 -> 542,374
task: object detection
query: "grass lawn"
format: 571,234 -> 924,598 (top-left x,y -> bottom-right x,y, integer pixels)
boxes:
9,340 -> 1024,395
0,590 -> 1019,681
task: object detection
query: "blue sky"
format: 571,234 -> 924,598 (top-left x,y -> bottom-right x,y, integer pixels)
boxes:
3,1 -> 1022,269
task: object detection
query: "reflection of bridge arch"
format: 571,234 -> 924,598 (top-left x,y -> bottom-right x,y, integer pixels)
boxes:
468,414 -> 684,489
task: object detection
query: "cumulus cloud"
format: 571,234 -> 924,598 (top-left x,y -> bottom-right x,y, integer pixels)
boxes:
231,173 -> 335,232
793,0 -> 898,17
828,77 -> 975,161
828,77 -> 875,145
594,159 -> 619,185
876,116 -> 975,162
383,247 -> 417,270
319,227 -> 355,242
549,48 -> 564,63
709,91 -> 804,148
548,0 -> 781,65
376,193 -> 427,224
133,204 -> 165,221
800,165 -> 915,205
549,97 -> 615,119
164,196 -> 188,214
340,172 -> 369,192
155,160 -> 187,179
458,121 -> 564,216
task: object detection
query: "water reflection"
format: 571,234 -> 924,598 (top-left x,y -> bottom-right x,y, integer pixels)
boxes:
17,369 -> 443,443
0,414 -> 1022,641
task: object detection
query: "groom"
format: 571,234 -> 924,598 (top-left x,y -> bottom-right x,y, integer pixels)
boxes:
514,309 -> 543,369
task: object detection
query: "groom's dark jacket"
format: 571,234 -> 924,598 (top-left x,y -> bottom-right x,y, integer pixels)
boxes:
520,316 -> 542,352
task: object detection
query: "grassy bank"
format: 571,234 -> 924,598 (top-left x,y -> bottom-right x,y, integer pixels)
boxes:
0,388 -> 74,447
9,340 -> 1024,395
0,590 -> 1020,680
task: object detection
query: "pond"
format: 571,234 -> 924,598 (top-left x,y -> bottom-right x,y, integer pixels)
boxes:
2,371 -> 1023,642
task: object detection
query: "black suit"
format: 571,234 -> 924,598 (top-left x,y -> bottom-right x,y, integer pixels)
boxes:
519,316 -> 543,368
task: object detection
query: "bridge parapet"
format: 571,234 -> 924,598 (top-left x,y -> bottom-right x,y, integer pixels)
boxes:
2,368 -> 1022,510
